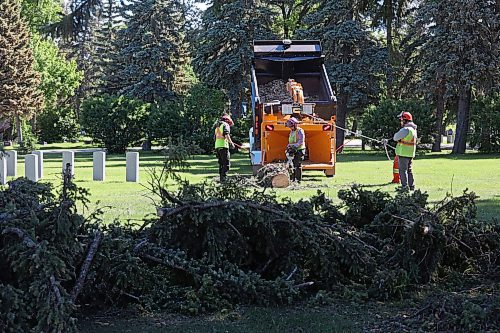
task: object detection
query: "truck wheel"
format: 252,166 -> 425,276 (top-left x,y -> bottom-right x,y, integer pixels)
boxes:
324,169 -> 335,178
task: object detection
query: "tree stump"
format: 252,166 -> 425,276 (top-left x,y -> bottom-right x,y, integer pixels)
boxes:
256,163 -> 290,188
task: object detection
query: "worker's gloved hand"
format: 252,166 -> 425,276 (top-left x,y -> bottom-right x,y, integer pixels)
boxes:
230,143 -> 235,149
381,139 -> 388,145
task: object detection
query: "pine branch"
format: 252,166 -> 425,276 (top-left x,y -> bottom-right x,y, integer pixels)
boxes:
71,231 -> 103,303
2,227 -> 64,306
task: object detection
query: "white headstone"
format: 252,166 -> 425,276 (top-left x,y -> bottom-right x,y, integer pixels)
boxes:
0,156 -> 7,185
25,154 -> 39,182
93,151 -> 106,181
5,150 -> 17,177
126,152 -> 139,182
33,150 -> 44,179
62,151 -> 75,175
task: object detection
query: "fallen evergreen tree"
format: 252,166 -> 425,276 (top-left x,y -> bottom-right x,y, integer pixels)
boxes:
0,161 -> 498,332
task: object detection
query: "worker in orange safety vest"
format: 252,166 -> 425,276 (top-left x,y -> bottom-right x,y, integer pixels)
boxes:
393,111 -> 417,190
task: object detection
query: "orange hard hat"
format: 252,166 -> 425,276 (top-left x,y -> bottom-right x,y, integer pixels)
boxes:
221,114 -> 234,126
398,111 -> 413,121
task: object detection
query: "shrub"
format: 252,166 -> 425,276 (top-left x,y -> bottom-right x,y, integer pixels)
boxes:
183,84 -> 226,153
469,94 -> 500,152
361,99 -> 435,149
81,95 -> 149,153
38,107 -> 80,143
16,120 -> 38,154
147,84 -> 226,153
147,100 -> 186,146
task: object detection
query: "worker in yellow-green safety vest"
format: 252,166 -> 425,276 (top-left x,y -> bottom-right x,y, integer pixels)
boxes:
393,111 -> 417,191
214,114 -> 235,181
286,117 -> 306,182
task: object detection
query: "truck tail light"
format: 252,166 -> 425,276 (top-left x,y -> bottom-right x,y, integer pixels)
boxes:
265,125 -> 274,131
322,124 -> 332,131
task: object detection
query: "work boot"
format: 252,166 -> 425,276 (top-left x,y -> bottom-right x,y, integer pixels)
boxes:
398,186 -> 409,192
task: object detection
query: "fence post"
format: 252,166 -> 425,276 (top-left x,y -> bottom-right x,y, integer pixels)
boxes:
33,150 -> 44,179
5,150 -> 17,177
93,151 -> 106,181
0,155 -> 7,185
126,152 -> 139,182
62,151 -> 75,175
25,154 -> 39,182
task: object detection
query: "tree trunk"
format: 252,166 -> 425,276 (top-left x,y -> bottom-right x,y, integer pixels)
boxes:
452,86 -> 471,154
30,115 -> 37,133
351,117 -> 358,133
385,0 -> 394,98
229,88 -> 243,118
142,136 -> 152,151
281,5 -> 289,38
432,78 -> 446,152
335,91 -> 349,152
15,114 -> 23,144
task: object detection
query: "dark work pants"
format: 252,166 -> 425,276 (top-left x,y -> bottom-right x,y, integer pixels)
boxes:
398,156 -> 414,189
291,150 -> 304,182
216,148 -> 230,180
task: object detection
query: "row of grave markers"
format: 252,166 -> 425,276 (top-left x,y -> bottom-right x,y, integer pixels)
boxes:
0,151 -> 140,185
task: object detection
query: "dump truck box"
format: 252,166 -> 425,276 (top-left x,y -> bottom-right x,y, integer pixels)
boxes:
249,40 -> 337,177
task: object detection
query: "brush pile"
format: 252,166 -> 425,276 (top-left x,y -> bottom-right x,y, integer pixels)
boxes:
1,158 -> 498,332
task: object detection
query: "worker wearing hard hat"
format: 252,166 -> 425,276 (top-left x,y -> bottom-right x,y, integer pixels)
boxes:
393,111 -> 418,190
286,117 -> 306,182
214,114 -> 235,181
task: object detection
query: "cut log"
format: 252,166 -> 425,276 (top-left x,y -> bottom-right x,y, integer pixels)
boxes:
256,163 -> 290,188
271,173 -> 290,188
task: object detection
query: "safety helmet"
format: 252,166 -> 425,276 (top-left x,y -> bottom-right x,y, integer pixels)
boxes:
286,117 -> 300,127
221,114 -> 234,126
397,111 -> 413,121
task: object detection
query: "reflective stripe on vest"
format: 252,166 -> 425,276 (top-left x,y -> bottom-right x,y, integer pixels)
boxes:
395,127 -> 417,158
289,128 -> 306,150
215,124 -> 228,149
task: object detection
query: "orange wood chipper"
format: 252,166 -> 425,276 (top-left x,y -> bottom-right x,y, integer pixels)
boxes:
249,40 -> 338,177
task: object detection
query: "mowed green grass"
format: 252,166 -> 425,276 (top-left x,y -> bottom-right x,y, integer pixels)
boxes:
79,307 -> 359,333
7,148 -> 500,221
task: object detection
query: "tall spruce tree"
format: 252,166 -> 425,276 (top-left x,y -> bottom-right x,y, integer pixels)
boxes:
104,0 -> 189,102
90,0 -> 125,95
193,0 -> 274,117
411,0 -> 500,154
0,0 -> 43,142
302,0 -> 387,150
359,0 -> 412,97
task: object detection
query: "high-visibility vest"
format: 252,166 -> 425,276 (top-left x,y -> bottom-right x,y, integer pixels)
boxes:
214,124 -> 229,149
395,127 -> 417,158
289,128 -> 306,150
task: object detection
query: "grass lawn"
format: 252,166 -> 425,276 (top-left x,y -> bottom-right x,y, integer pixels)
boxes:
6,144 -> 498,332
79,306 -> 360,333
7,147 -> 499,221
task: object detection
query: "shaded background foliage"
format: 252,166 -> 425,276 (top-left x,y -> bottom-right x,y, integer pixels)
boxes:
1,0 -> 498,154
